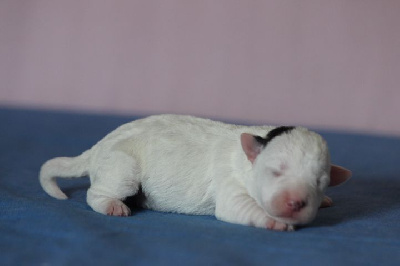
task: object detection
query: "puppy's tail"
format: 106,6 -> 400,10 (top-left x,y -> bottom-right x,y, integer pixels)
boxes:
39,151 -> 90,200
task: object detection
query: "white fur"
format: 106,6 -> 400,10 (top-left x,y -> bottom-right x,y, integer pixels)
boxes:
40,115 -> 349,231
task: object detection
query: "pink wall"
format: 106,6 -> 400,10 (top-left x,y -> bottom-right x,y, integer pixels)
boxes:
1,1 -> 400,135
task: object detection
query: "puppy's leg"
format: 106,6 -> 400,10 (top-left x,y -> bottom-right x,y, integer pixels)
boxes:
87,152 -> 140,217
215,185 -> 294,231
87,190 -> 132,216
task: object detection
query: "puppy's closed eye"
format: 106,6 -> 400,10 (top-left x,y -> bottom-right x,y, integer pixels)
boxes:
272,170 -> 282,178
271,163 -> 287,178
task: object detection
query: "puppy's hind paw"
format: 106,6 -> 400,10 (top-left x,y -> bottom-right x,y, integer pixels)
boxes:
106,200 -> 131,217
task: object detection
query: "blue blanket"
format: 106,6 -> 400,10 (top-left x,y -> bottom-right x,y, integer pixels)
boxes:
1,107 -> 399,265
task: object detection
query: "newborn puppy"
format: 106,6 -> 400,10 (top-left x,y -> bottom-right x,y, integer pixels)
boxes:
40,115 -> 351,231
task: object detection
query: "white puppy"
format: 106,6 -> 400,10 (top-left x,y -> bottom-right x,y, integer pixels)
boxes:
40,115 -> 351,231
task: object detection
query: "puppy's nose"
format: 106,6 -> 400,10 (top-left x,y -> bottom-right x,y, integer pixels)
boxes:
287,199 -> 307,212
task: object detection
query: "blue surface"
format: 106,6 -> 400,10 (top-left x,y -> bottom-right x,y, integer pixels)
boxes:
1,107 -> 400,265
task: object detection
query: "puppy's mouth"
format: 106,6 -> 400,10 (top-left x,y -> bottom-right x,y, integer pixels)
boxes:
263,199 -> 318,225
274,211 -> 317,225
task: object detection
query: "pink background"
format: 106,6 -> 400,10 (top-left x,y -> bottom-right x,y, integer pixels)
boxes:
1,1 -> 400,135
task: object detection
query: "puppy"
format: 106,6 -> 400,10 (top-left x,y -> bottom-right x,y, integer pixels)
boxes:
40,115 -> 351,231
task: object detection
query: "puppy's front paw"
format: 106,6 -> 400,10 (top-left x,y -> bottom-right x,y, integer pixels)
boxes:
266,219 -> 295,232
320,195 -> 333,208
106,200 -> 131,217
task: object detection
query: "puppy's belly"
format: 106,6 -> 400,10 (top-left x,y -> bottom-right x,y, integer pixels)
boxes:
139,176 -> 216,215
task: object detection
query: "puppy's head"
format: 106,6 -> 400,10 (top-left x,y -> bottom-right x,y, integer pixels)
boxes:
241,127 -> 350,226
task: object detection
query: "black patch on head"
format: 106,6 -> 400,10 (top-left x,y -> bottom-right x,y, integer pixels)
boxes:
255,126 -> 295,146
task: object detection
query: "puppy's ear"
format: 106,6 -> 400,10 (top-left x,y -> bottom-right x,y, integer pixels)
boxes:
329,164 -> 352,186
241,133 -> 265,164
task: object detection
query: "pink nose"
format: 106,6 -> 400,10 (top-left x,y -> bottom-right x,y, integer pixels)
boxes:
287,199 -> 307,212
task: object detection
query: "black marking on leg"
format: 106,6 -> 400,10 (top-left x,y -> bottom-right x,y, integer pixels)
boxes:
123,186 -> 146,212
